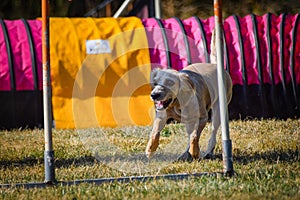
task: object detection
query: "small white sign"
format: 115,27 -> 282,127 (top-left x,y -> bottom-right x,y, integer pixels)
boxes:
86,39 -> 111,54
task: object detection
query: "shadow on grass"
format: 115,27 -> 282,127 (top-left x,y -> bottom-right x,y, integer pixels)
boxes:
0,156 -> 97,169
233,148 -> 299,165
212,148 -> 299,164
0,148 -> 298,169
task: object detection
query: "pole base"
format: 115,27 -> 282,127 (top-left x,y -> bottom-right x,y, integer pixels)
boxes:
222,139 -> 234,177
223,169 -> 235,177
44,150 -> 56,184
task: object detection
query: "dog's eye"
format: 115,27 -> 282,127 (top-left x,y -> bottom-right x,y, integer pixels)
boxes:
165,79 -> 175,86
151,83 -> 157,89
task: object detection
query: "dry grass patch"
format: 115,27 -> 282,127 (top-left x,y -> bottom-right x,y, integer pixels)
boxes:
0,119 -> 299,199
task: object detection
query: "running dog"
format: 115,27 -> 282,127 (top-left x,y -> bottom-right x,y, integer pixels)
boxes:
145,63 -> 232,161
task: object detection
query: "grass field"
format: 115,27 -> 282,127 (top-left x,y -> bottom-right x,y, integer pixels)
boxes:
0,119 -> 299,199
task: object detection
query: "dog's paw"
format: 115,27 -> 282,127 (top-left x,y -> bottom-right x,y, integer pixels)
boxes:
199,153 -> 215,161
200,147 -> 215,160
175,151 -> 194,163
145,150 -> 154,159
145,134 -> 160,159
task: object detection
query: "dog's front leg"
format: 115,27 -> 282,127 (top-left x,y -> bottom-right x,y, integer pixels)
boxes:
145,111 -> 167,158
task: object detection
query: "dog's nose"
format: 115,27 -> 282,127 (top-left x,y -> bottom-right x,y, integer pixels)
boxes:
151,92 -> 160,100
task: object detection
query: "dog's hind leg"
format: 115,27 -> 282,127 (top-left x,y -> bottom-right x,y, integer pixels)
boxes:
203,103 -> 220,159
188,117 -> 207,159
177,116 -> 207,162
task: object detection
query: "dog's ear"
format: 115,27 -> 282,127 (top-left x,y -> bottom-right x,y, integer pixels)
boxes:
178,73 -> 194,91
150,68 -> 161,83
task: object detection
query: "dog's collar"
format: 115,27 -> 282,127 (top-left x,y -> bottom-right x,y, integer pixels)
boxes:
179,70 -> 189,73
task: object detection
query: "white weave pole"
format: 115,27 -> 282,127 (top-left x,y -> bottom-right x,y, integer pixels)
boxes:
113,0 -> 132,18
213,0 -> 234,176
154,0 -> 162,18
42,0 -> 56,183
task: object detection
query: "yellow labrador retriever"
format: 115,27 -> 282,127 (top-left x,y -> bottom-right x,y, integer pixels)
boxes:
146,63 -> 232,161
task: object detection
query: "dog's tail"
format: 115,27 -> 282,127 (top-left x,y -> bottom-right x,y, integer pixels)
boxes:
210,29 -> 217,64
210,28 -> 227,64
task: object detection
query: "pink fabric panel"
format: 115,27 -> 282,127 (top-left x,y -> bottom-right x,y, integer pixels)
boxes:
256,15 -> 272,84
143,16 -> 214,70
142,19 -> 168,69
5,20 -> 34,90
269,14 -> 282,85
181,17 -> 206,63
0,21 -> 11,91
224,16 -> 243,85
200,17 -> 215,55
27,20 -> 43,90
239,15 -> 259,85
294,14 -> 300,84
160,18 -> 188,70
283,14 -> 294,84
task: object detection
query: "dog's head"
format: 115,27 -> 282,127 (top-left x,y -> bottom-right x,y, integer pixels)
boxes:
150,68 -> 181,110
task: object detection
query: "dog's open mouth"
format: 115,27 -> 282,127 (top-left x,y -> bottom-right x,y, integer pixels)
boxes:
154,98 -> 172,110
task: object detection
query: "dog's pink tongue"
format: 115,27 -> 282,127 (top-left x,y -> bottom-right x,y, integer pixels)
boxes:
156,101 -> 164,109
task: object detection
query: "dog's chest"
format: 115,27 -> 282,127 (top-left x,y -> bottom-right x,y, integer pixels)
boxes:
166,100 -> 182,122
